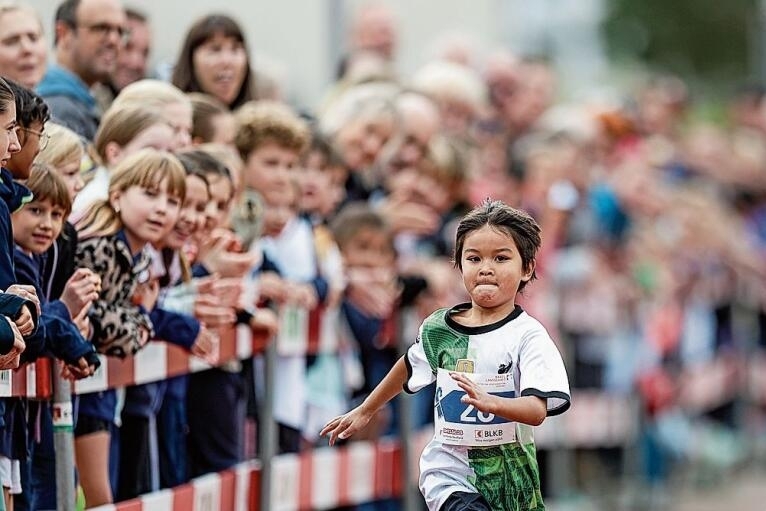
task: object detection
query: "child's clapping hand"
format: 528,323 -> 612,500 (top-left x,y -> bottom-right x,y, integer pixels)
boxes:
60,268 -> 101,319
190,325 -> 219,364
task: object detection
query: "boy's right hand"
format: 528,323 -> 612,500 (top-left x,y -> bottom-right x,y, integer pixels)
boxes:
320,405 -> 374,446
60,268 -> 101,319
5,284 -> 40,316
14,304 -> 35,337
190,326 -> 219,364
0,318 -> 25,369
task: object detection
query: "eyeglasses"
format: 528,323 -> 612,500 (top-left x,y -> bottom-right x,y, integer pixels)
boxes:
19,127 -> 49,151
75,22 -> 129,44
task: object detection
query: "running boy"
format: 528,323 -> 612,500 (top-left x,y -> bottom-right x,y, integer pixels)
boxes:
321,199 -> 571,511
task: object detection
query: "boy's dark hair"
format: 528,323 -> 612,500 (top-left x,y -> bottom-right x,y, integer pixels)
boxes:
188,92 -> 229,144
26,162 -> 73,217
330,201 -> 392,252
304,129 -> 345,169
171,14 -> 255,109
0,77 -> 15,114
177,148 -> 231,181
454,199 -> 540,291
175,150 -> 212,188
5,79 -> 50,128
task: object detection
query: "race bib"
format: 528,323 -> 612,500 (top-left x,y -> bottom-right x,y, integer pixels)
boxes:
434,368 -> 517,446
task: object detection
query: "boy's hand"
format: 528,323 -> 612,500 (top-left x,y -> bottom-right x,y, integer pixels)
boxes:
200,231 -> 258,278
210,278 -> 243,308
249,307 -> 278,339
345,268 -> 398,319
285,283 -> 318,310
134,279 -> 160,311
0,318 -> 25,369
193,293 -> 236,327
14,305 -> 35,337
190,326 -> 219,364
320,405 -> 374,446
257,272 -> 286,303
61,268 -> 101,319
72,306 -> 92,339
60,357 -> 96,380
5,284 -> 40,316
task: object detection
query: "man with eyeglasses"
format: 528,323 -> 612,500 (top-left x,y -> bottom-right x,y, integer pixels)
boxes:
36,0 -> 126,141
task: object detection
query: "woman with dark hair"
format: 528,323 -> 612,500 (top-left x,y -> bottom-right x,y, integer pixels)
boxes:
172,14 -> 255,110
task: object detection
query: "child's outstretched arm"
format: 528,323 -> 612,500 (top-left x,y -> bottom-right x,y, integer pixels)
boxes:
321,356 -> 408,446
451,372 -> 548,426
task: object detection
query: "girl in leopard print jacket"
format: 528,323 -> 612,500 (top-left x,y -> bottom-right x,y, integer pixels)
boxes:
73,148 -> 186,507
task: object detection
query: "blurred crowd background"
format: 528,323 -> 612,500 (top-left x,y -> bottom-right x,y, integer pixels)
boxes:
10,0 -> 766,509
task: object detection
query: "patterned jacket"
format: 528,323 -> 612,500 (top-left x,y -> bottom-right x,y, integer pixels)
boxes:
75,232 -> 153,358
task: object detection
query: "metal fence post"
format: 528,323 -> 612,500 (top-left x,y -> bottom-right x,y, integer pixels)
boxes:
52,368 -> 75,511
258,335 -> 278,511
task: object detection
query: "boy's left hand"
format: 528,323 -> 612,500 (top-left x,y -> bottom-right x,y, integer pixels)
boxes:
450,372 -> 497,415
60,357 -> 96,380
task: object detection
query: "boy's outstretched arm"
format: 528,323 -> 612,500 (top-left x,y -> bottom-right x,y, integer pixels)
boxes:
451,372 -> 548,426
321,356 -> 408,446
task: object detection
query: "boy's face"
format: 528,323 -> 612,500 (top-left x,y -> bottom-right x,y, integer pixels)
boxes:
12,198 -> 65,254
9,120 -> 45,179
296,150 -> 333,215
243,141 -> 299,194
200,174 -> 233,235
341,226 -> 394,270
260,182 -> 296,237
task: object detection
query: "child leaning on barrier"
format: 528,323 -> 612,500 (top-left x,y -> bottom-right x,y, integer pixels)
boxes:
73,149 -> 186,507
9,164 -> 100,510
322,199 -> 571,511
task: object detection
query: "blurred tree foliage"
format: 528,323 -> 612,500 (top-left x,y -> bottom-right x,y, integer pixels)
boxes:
602,0 -> 757,94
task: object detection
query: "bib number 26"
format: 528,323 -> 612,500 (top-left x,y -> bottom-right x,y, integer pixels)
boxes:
460,405 -> 495,423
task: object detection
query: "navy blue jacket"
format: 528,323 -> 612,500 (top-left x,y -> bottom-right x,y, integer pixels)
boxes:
13,247 -> 99,368
0,293 -> 37,355
0,168 -> 31,290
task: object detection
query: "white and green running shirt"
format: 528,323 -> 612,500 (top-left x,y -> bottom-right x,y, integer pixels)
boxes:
404,303 -> 571,511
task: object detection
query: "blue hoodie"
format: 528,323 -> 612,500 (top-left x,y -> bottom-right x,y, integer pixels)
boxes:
0,167 -> 32,290
36,65 -> 100,141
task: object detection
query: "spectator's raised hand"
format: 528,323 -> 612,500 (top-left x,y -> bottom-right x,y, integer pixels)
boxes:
345,267 -> 400,319
198,229 -> 259,278
61,268 -> 101,319
190,326 -> 219,364
193,292 -> 236,327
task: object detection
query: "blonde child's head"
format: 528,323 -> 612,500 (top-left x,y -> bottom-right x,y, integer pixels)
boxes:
94,104 -> 175,167
112,79 -> 193,150
77,149 -> 187,242
35,122 -> 85,200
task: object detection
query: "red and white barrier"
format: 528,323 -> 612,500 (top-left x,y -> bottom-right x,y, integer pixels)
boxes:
0,357 -> 51,399
88,439 -> 404,511
89,461 -> 260,511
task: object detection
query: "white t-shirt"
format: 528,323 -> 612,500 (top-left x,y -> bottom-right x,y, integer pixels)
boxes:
405,303 -> 571,511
